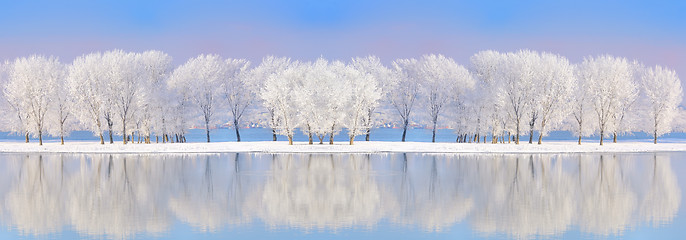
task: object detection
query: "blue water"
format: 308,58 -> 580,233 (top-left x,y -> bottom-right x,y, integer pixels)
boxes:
0,152 -> 683,239
2,127 -> 685,143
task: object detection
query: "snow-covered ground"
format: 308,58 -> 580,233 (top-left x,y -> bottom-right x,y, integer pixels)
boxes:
1,140 -> 685,153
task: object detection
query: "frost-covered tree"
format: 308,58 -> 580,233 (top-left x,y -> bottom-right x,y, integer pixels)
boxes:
459,83 -> 486,143
319,60 -> 349,144
341,62 -> 382,145
350,56 -> 393,141
5,55 -> 62,145
0,60 -> 31,142
221,59 -> 251,142
470,50 -> 506,143
293,61 -> 317,144
287,59 -> 347,145
570,64 -> 595,145
47,63 -> 71,145
296,59 -> 334,144
501,50 -> 537,144
103,50 -> 145,144
251,56 -> 293,141
260,62 -> 303,145
533,52 -> 576,144
166,82 -> 192,143
581,55 -> 636,145
640,65 -> 683,143
610,62 -> 640,143
139,50 -> 173,144
169,54 -> 226,142
68,52 -> 107,144
418,54 -> 474,142
390,58 -> 420,142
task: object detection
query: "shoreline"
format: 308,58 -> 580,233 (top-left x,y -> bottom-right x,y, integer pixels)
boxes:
0,141 -> 685,154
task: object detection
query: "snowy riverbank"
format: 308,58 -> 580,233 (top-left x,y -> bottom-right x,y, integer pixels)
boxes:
1,140 -> 686,153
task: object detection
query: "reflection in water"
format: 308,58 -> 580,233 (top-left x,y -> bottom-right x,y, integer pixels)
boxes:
0,153 -> 680,239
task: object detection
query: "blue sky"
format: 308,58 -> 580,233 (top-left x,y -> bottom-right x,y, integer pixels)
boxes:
0,0 -> 684,76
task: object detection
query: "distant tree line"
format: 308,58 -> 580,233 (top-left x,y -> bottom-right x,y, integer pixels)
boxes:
0,50 -> 682,145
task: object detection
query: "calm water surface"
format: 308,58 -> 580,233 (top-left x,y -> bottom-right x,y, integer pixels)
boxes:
0,152 -> 684,239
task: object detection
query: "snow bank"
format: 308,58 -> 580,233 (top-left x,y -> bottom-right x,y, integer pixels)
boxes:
0,141 -> 685,153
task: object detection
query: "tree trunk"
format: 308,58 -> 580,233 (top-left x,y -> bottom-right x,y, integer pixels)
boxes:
613,132 -> 617,143
38,130 -> 43,145
349,136 -> 354,145
537,133 -> 543,145
365,129 -> 370,141
508,132 -> 511,144
235,127 -> 241,142
99,133 -> 104,145
483,136 -> 486,143
654,130 -> 658,144
108,127 -> 113,144
25,132 -> 29,143
529,128 -> 534,144
288,135 -> 293,145
577,121 -> 583,145
308,132 -> 313,145
329,132 -> 334,145
60,124 -> 65,145
318,135 -> 324,144
205,121 -> 210,143
431,121 -> 437,143
234,119 -> 241,142
401,125 -> 408,142
122,124 -> 127,144
156,136 -> 159,143
600,129 -> 604,146
272,129 -> 277,141
515,120 -> 520,144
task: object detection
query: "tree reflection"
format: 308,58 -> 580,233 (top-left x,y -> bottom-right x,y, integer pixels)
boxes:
245,153 -> 391,231
3,155 -> 66,236
168,153 -> 250,232
0,152 -> 681,239
470,154 -> 576,239
394,154 -> 473,232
